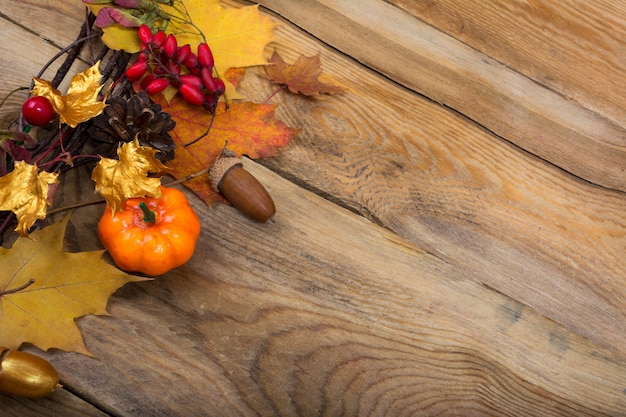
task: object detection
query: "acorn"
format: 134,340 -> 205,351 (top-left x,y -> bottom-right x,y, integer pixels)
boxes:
209,152 -> 276,222
0,347 -> 60,397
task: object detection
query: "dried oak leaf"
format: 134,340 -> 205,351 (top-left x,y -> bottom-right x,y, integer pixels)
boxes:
0,162 -> 58,236
264,50 -> 346,96
0,214 -> 146,354
155,96 -> 299,205
92,138 -> 169,214
31,61 -> 106,128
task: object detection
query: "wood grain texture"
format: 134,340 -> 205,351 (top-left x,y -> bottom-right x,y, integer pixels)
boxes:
387,0 -> 626,127
256,0 -> 626,192
231,16 -> 626,358
36,161 -> 626,416
0,384 -> 110,417
1,0 -> 626,415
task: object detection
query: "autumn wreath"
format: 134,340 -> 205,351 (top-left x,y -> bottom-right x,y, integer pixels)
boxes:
0,0 -> 344,396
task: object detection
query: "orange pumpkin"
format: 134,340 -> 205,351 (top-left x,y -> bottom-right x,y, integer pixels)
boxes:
98,186 -> 201,276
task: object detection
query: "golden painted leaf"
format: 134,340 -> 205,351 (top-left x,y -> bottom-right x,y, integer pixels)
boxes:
0,215 -> 146,354
31,62 -> 106,128
92,138 -> 169,214
264,51 -> 346,96
154,96 -> 298,205
0,161 -> 58,236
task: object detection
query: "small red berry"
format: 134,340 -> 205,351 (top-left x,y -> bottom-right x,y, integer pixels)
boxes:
213,78 -> 225,96
179,83 -> 205,106
22,96 -> 55,126
201,67 -> 222,93
151,31 -> 166,48
144,78 -> 170,95
125,60 -> 149,82
179,74 -> 203,90
183,53 -> 200,74
137,24 -> 153,45
197,43 -> 214,68
137,51 -> 149,62
166,60 -> 181,76
174,44 -> 191,65
141,73 -> 158,90
203,94 -> 218,112
163,34 -> 178,58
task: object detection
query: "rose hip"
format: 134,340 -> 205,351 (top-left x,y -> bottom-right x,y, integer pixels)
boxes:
183,53 -> 201,75
163,34 -> 177,58
129,30 -> 225,109
179,74 -> 204,90
197,43 -> 214,68
125,61 -> 149,81
200,67 -> 215,91
174,44 -> 191,65
179,83 -> 205,106
144,78 -> 171,94
151,31 -> 166,48
138,24 -> 153,44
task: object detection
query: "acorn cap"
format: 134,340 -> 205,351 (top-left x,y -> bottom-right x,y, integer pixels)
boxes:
209,156 -> 242,191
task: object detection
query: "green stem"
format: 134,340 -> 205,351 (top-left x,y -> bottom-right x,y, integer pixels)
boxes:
139,202 -> 156,223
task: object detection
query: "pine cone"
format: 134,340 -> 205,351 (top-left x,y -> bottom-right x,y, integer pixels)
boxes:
88,91 -> 176,161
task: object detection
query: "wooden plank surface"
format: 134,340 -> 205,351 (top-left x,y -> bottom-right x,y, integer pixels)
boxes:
256,0 -> 626,192
1,0 -> 626,415
12,161 -> 626,416
387,0 -> 626,127
241,3 -> 626,358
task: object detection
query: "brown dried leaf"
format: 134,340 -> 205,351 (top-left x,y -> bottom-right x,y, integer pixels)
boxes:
92,138 -> 168,214
0,162 -> 58,236
264,51 -> 345,96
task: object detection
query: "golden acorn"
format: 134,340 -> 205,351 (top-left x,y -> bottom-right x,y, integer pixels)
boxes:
0,347 -> 60,397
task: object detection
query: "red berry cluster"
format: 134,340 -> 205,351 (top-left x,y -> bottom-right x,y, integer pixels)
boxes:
125,24 -> 225,111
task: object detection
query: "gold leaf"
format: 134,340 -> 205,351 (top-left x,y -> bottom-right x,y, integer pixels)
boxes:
0,214 -> 147,354
92,138 -> 169,214
31,61 -> 106,128
0,162 -> 58,236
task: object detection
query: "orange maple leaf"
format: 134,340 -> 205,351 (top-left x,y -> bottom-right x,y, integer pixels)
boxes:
156,96 -> 299,205
264,50 -> 346,96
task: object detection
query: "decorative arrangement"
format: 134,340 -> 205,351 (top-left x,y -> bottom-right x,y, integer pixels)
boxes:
0,0 -> 344,397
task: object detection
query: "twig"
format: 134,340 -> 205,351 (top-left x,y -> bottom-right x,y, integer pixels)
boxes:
46,166 -> 212,216
164,166 -> 211,186
183,110 -> 216,147
0,278 -> 35,296
50,12 -> 97,88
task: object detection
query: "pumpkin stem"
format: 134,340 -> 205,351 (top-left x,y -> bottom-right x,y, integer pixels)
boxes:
139,202 -> 156,223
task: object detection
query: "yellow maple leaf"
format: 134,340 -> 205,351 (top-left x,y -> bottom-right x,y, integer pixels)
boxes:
102,25 -> 142,52
164,0 -> 276,76
0,215 -> 146,354
31,61 -> 106,128
0,161 -> 58,236
92,138 -> 169,214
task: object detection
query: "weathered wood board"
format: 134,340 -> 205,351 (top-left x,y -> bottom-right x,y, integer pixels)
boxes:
1,0 -> 626,415
251,0 -> 626,358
